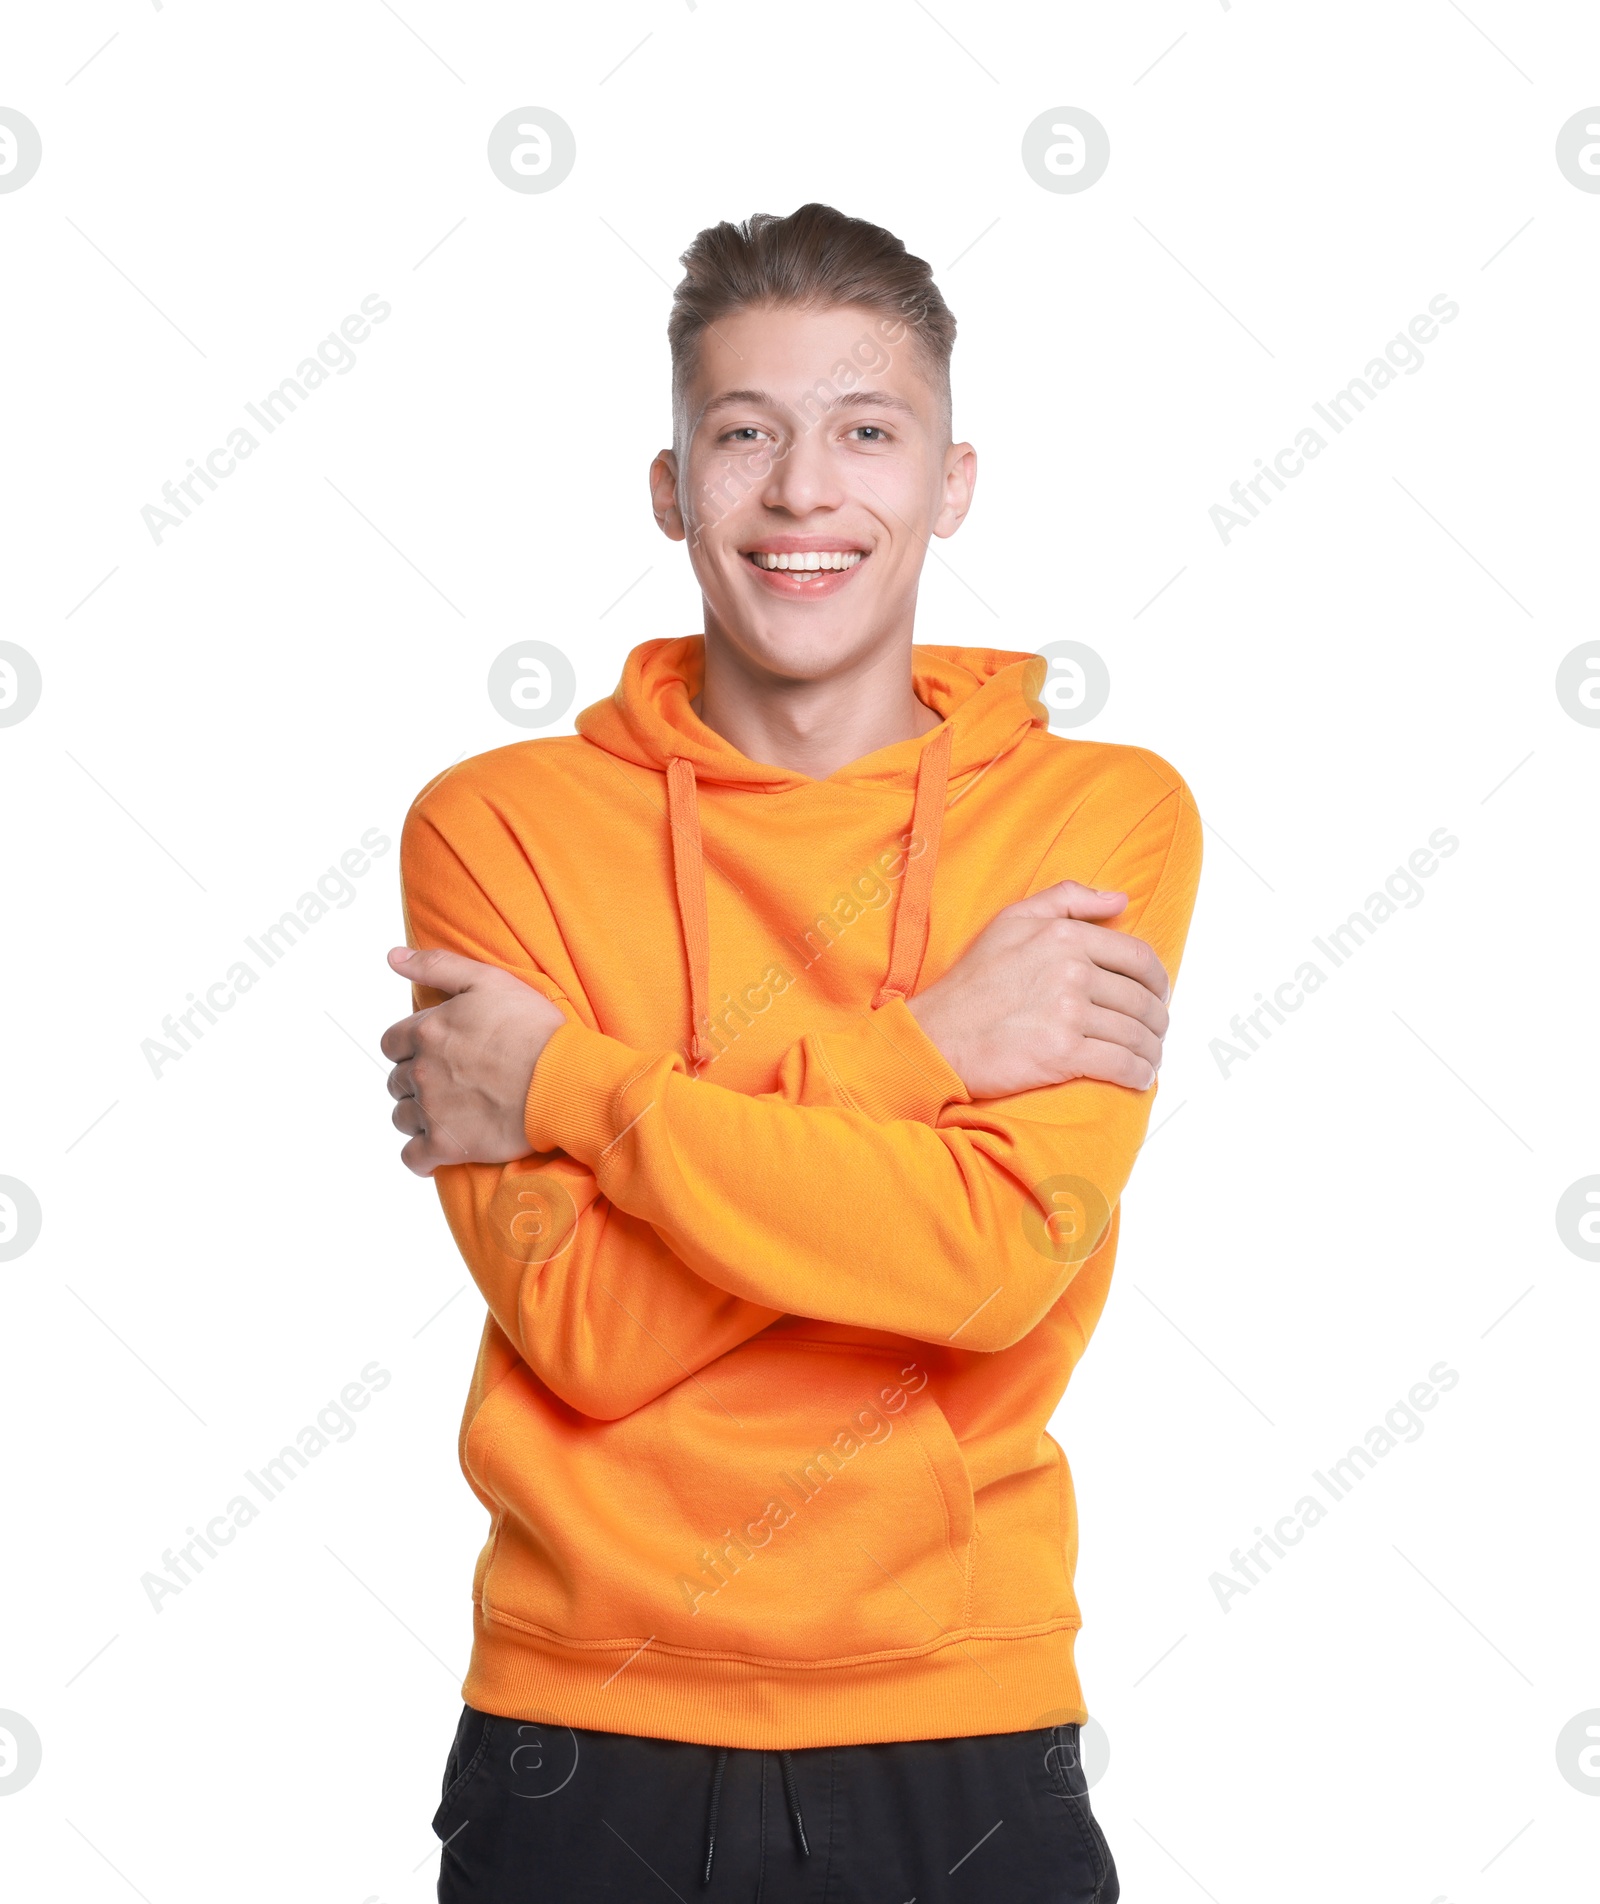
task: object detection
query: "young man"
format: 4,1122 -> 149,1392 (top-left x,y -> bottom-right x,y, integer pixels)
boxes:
383,203 -> 1200,1902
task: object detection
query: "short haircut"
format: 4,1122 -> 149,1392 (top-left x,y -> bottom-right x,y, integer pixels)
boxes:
667,202 -> 956,449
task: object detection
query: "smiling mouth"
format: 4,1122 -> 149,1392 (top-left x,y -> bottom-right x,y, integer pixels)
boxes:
740,548 -> 869,596
744,550 -> 865,571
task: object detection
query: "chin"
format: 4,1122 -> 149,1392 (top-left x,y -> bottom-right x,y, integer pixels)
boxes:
714,616 -> 886,684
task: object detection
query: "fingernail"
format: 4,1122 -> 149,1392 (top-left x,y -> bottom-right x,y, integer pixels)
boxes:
393,947 -> 414,961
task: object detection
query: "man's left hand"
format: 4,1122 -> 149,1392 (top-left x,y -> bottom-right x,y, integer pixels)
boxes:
381,947 -> 566,1176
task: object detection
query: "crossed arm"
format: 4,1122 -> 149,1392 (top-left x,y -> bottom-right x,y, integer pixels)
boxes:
383,786 -> 1199,1418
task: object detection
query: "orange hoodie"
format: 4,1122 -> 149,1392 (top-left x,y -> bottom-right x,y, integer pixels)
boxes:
399,635 -> 1201,1751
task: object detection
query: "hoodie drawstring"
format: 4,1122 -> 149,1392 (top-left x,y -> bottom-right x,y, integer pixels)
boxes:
667,756 -> 716,1065
873,719 -> 952,1009
667,722 -> 953,1063
703,1746 -> 809,1892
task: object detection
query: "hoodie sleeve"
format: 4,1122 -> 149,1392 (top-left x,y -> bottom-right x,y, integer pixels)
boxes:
400,809 -> 790,1422
522,775 -> 1202,1356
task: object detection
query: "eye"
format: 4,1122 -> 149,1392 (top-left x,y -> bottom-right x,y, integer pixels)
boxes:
720,426 -> 770,445
848,425 -> 890,443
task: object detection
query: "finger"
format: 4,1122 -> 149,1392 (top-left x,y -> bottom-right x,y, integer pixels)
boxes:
386,1059 -> 416,1104
1073,1037 -> 1159,1091
1079,1006 -> 1163,1074
400,1130 -> 440,1179
1087,968 -> 1170,1037
379,1008 -> 433,1064
387,945 -> 492,999
396,1104 -> 462,1178
398,1101 -> 472,1172
1014,880 -> 1128,923
1076,924 -> 1171,1002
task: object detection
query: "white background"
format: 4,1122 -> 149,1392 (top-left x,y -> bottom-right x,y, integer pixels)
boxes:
3,3 -> 1598,1900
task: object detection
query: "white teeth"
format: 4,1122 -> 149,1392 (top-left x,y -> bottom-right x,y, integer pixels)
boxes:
750,551 -> 864,571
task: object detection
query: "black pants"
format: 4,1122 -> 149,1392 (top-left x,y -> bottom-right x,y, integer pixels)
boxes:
433,1702 -> 1119,1902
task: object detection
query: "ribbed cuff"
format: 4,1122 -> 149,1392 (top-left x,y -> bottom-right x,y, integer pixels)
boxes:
819,996 -> 971,1124
523,1022 -> 663,1165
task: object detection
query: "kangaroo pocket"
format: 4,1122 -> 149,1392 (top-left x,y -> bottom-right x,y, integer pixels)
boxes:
466,1339 -> 976,1661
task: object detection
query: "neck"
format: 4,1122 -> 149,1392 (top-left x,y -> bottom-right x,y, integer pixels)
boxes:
692,634 -> 943,779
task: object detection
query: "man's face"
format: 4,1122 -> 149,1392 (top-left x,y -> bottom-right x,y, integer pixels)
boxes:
650,302 -> 976,684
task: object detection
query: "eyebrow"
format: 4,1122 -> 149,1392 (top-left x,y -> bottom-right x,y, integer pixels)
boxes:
699,387 -> 918,421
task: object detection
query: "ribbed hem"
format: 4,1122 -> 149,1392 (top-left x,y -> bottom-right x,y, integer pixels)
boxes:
460,1606 -> 1086,1750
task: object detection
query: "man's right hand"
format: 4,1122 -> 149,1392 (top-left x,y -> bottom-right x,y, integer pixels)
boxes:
905,881 -> 1170,1099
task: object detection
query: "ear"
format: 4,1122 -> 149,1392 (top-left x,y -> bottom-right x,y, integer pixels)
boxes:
933,441 -> 977,540
650,448 -> 686,542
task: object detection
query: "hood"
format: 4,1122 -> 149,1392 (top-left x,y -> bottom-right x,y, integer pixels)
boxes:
577,635 -> 1047,790
575,636 -> 1049,1062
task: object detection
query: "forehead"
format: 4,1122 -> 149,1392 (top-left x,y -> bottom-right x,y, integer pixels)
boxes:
684,301 -> 937,420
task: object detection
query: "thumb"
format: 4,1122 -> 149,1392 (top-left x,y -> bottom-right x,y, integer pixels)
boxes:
1014,880 -> 1128,922
387,945 -> 491,996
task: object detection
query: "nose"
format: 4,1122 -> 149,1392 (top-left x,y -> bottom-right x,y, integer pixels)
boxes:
758,421 -> 847,520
